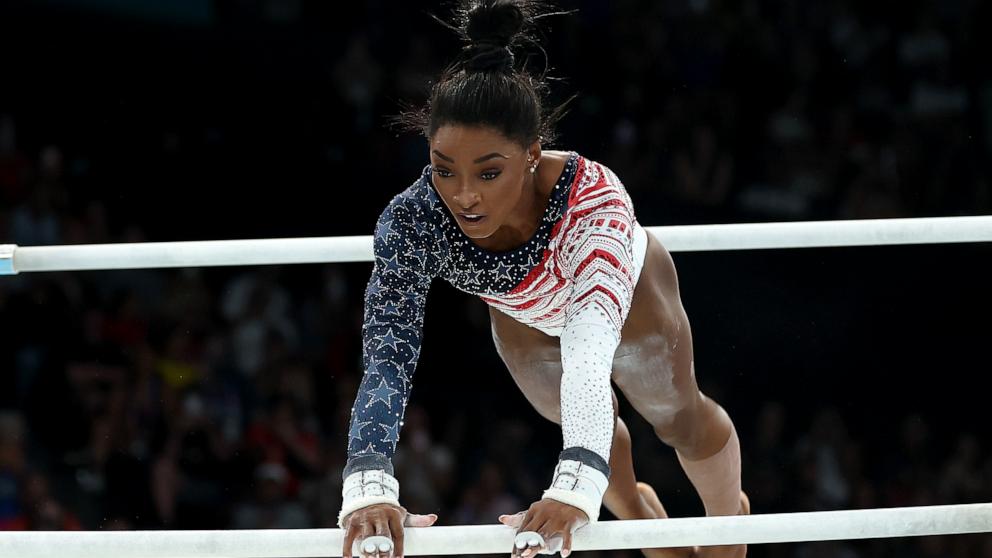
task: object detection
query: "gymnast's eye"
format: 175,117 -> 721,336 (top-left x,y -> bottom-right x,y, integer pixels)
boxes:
481,170 -> 501,181
432,168 -> 453,178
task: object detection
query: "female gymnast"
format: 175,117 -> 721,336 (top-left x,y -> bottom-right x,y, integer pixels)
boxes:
339,2 -> 748,557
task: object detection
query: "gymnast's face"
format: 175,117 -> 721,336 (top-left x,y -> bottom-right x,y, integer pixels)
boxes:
429,125 -> 540,240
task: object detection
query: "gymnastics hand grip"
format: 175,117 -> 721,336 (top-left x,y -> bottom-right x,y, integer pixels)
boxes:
514,531 -> 564,555
354,535 -> 393,556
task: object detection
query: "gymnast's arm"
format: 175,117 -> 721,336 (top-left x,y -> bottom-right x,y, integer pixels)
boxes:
551,199 -> 637,516
339,200 -> 439,557
509,173 -> 638,557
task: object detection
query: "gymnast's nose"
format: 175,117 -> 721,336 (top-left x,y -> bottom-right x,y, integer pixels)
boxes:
453,185 -> 481,210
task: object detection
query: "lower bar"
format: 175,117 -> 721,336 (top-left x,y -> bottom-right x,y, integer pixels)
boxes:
0,503 -> 989,557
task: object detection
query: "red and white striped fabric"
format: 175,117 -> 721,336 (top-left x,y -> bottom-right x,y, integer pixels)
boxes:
481,156 -> 645,339
482,156 -> 648,465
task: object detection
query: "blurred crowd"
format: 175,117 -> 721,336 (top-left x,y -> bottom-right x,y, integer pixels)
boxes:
556,0 -> 990,226
2,0 -> 991,557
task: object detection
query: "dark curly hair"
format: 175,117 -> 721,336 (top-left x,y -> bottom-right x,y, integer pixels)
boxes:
395,0 -> 574,147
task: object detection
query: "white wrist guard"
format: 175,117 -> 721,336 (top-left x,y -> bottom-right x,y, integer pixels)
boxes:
338,469 -> 401,527
541,459 -> 609,522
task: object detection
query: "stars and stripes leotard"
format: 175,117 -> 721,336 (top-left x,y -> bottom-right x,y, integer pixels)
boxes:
345,152 -> 649,479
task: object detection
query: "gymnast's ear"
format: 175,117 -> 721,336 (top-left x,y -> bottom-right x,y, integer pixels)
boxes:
527,141 -> 541,166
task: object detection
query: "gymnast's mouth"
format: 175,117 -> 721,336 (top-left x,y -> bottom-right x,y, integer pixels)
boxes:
457,213 -> 486,225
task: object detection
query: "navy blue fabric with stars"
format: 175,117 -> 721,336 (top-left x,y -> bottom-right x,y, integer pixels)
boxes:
344,153 -> 579,477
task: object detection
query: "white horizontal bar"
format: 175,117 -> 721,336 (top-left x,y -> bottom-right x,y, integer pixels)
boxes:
2,235 -> 374,274
0,503 -> 989,557
653,215 -> 992,252
2,216 -> 991,274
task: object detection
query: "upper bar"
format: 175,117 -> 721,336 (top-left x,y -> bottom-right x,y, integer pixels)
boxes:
0,503 -> 989,557
2,216 -> 991,275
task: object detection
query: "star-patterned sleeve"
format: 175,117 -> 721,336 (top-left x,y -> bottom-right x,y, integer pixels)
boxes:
344,197 -> 438,477
557,164 -> 638,472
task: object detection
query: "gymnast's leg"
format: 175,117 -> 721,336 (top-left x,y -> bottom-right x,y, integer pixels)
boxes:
614,232 -> 747,558
489,307 -> 693,558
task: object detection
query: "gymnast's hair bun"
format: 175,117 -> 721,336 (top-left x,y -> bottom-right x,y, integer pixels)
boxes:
393,0 -> 571,146
461,0 -> 527,73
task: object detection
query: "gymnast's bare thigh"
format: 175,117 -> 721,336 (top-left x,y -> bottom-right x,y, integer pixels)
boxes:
488,230 -> 698,426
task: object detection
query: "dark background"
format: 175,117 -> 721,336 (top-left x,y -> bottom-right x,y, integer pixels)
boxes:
1,1 -> 990,557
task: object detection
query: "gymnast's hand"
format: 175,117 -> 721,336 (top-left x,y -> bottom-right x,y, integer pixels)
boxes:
500,500 -> 589,558
341,504 -> 437,558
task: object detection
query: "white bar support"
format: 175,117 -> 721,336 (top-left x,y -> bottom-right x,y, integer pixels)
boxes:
0,503 -> 989,557
2,216 -> 990,275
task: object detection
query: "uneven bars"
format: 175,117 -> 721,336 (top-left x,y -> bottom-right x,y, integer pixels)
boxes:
0,503 -> 990,557
2,216 -> 991,275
